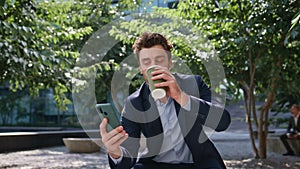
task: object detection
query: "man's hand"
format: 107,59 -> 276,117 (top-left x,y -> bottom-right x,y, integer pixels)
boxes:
100,118 -> 128,159
151,66 -> 189,106
287,133 -> 298,139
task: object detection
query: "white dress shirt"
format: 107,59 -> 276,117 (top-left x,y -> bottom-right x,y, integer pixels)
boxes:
110,96 -> 193,164
152,97 -> 193,163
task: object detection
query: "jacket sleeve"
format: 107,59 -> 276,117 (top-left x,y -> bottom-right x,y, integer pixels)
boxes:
189,95 -> 231,132
182,75 -> 231,132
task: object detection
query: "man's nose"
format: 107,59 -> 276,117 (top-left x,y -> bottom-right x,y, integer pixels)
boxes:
147,62 -> 156,68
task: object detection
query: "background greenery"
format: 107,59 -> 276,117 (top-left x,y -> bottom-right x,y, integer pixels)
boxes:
0,0 -> 141,126
0,0 -> 299,158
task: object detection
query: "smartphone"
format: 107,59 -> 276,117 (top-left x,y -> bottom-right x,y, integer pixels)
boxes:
95,103 -> 121,132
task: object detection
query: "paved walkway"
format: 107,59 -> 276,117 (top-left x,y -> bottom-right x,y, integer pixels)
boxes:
0,131 -> 243,169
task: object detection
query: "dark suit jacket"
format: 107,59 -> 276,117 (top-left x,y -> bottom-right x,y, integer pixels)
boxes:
108,73 -> 231,169
287,115 -> 300,133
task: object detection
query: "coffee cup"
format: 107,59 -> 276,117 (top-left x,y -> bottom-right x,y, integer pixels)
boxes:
146,65 -> 166,100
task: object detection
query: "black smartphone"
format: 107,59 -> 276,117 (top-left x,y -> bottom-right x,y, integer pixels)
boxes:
95,103 -> 121,132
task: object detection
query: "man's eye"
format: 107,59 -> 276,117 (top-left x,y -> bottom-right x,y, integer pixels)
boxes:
156,57 -> 164,63
143,60 -> 151,65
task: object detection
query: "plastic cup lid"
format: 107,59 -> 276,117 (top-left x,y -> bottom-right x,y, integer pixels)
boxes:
151,88 -> 166,100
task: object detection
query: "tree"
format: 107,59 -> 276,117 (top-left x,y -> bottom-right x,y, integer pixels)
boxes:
168,0 -> 300,158
0,0 -> 140,113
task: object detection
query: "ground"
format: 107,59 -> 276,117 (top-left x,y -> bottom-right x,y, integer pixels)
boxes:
0,132 -> 300,169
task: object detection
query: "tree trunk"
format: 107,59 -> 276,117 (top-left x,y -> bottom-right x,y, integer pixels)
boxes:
258,108 -> 267,158
252,92 -> 258,129
240,80 -> 259,158
258,91 -> 274,158
238,49 -> 262,158
258,55 -> 281,158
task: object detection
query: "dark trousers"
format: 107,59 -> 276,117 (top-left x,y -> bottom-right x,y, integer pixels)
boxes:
280,134 -> 300,154
133,159 -> 223,169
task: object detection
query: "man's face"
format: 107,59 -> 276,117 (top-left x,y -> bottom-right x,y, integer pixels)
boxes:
291,106 -> 299,116
138,45 -> 172,82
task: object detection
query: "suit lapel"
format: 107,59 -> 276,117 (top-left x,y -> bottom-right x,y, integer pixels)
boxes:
173,74 -> 183,117
140,83 -> 163,134
139,82 -> 164,157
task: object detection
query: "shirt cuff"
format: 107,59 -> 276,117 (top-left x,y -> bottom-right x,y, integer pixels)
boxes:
109,147 -> 124,164
182,95 -> 191,111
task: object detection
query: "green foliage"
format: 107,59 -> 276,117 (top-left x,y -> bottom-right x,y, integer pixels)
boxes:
0,0 -> 140,113
170,0 -> 300,104
1,0 -> 298,129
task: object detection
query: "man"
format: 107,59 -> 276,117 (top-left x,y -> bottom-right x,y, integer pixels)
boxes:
280,104 -> 300,156
100,32 -> 231,169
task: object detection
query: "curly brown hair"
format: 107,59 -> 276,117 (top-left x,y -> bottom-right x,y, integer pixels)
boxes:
132,32 -> 173,60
